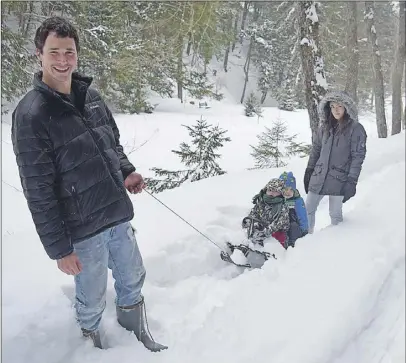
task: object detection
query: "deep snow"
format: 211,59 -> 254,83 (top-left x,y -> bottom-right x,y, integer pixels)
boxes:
1,98 -> 405,363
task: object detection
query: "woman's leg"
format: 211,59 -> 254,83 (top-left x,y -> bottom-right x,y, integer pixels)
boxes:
305,191 -> 324,233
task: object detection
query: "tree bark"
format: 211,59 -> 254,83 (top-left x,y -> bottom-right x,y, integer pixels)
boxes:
404,64 -> 406,129
224,45 -> 230,72
345,1 -> 359,104
261,90 -> 268,104
177,36 -> 184,102
231,12 -> 239,52
365,1 -> 388,138
240,1 -> 250,44
186,32 -> 192,56
391,1 -> 405,135
17,2 -> 26,33
240,38 -> 252,103
23,1 -> 34,38
223,15 -> 233,72
298,1 -> 327,143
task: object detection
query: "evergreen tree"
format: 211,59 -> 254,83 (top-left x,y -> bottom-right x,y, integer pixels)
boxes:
244,92 -> 262,118
68,2 -> 122,92
286,140 -> 312,158
1,25 -> 34,114
251,2 -> 300,109
1,1 -> 398,114
144,169 -> 190,194
1,7 -> 35,114
146,116 -> 231,193
319,0 -> 396,109
277,80 -> 297,111
250,118 -> 300,169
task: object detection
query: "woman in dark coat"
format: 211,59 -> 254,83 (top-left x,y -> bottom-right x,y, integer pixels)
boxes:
303,90 -> 367,233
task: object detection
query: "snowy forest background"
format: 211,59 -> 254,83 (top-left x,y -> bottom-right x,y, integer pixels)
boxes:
2,1 -> 405,138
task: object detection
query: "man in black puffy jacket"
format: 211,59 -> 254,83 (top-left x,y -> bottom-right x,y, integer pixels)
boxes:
11,16 -> 167,351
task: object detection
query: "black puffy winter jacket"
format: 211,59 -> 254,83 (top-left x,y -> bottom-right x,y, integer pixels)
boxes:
11,72 -> 135,260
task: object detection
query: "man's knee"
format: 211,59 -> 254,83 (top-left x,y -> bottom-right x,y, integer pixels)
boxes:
74,280 -> 107,331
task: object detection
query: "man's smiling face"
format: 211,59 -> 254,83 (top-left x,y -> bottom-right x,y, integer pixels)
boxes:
37,31 -> 78,90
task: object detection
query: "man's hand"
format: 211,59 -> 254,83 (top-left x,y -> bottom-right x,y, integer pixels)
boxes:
57,252 -> 82,275
124,172 -> 145,194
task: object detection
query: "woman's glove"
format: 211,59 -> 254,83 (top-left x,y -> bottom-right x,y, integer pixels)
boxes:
303,168 -> 313,194
342,177 -> 357,203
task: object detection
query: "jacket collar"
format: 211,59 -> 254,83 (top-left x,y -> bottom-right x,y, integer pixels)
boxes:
33,71 -> 93,112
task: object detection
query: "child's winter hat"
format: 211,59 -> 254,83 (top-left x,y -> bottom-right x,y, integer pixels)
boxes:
266,178 -> 285,193
279,171 -> 296,189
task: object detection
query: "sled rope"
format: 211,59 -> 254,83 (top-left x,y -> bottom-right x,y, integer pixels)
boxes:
144,189 -> 226,252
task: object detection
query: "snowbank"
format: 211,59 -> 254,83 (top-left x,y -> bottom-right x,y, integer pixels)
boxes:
1,102 -> 404,363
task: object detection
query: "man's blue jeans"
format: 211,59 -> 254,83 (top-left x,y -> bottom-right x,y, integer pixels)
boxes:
73,221 -> 146,332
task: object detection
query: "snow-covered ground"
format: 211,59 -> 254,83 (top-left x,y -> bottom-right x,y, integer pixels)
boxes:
1,98 -> 405,363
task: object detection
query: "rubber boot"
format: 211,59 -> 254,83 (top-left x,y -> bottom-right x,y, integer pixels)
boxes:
82,328 -> 104,349
116,297 -> 168,352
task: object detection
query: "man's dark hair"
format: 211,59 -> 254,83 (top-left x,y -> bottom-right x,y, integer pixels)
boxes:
34,16 -> 80,53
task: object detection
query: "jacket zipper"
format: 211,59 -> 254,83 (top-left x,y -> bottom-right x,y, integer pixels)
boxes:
322,130 -> 334,185
64,104 -> 123,190
83,119 -> 125,193
56,98 -> 131,208
40,87 -> 133,212
71,186 -> 85,223
70,105 -> 132,210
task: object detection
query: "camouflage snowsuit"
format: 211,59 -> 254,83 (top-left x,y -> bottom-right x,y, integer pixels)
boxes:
243,179 -> 290,245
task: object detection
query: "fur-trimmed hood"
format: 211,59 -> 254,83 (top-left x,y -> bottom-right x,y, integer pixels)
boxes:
318,90 -> 358,128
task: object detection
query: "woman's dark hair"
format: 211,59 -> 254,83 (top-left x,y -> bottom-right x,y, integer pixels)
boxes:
34,16 -> 80,53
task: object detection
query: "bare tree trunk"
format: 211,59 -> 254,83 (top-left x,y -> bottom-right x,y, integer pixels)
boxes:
240,38 -> 252,104
224,45 -> 230,72
261,90 -> 268,104
391,1 -> 405,135
177,36 -> 184,102
41,1 -> 54,16
298,1 -> 327,143
231,13 -> 239,52
240,1 -> 250,44
404,66 -> 406,129
345,1 -> 359,104
365,2 -> 388,138
23,1 -> 34,38
17,2 -> 26,34
223,15 -> 233,72
251,1 -> 262,28
186,32 -> 192,56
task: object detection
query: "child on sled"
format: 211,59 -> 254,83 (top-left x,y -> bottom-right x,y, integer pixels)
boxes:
248,172 -> 309,249
221,178 -> 290,268
279,171 -> 309,246
221,176 -> 307,268
243,178 -> 291,248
